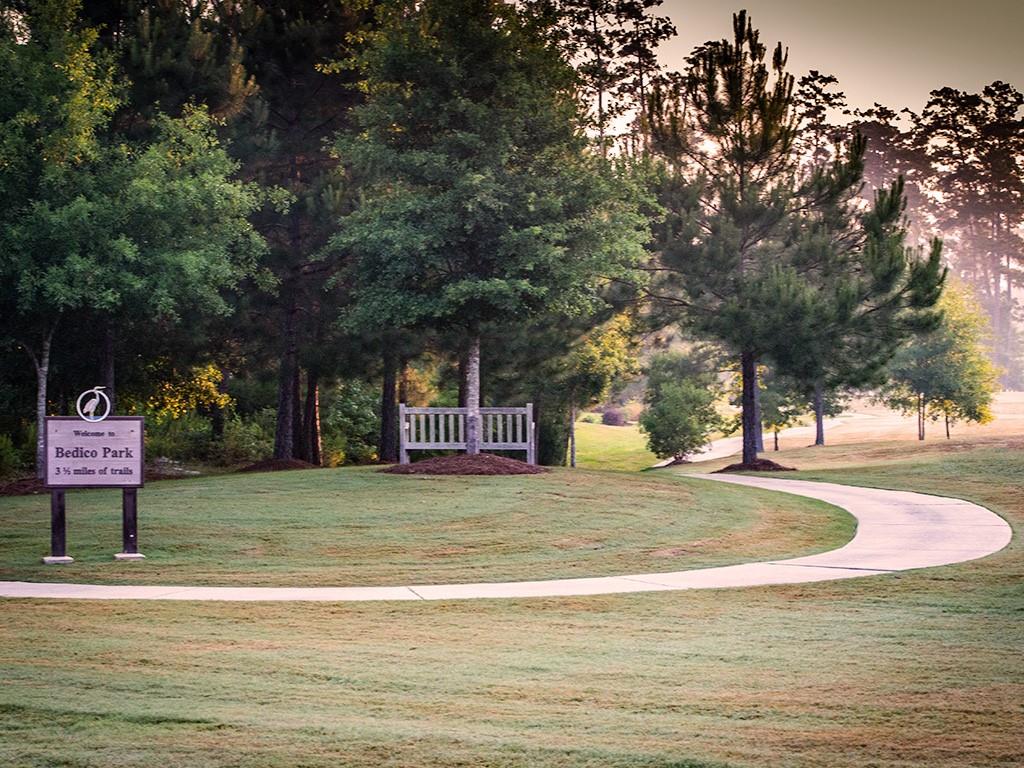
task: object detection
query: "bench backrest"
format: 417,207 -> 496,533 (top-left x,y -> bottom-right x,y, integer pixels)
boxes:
399,404 -> 535,463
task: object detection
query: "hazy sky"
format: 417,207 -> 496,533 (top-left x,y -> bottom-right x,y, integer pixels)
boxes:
657,1 -> 1024,112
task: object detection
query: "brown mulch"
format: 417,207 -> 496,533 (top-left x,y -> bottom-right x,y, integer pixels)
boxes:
0,477 -> 46,496
382,453 -> 547,476
715,458 -> 797,473
237,458 -> 316,473
0,466 -> 200,496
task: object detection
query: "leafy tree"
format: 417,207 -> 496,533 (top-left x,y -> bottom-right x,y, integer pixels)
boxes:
0,0 -> 118,475
912,83 -> 1024,386
0,3 -> 266,475
563,313 -> 640,466
880,282 -> 1001,440
639,349 -> 722,462
335,0 -> 649,456
755,369 -> 809,452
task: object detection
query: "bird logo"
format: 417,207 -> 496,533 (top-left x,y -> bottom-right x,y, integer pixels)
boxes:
76,387 -> 112,423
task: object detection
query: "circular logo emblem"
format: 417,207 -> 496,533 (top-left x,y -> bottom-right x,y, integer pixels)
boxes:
76,387 -> 112,423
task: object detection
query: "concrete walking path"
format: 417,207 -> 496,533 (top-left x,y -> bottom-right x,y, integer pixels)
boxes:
0,475 -> 1011,602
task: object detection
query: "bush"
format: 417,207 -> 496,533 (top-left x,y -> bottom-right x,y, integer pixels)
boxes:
639,380 -> 722,460
601,408 -> 626,426
210,410 -> 275,466
0,434 -> 22,478
145,413 -> 214,461
323,381 -> 380,464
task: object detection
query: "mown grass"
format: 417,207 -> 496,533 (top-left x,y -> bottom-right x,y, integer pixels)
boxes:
0,438 -> 1020,767
0,465 -> 850,586
573,420 -> 658,471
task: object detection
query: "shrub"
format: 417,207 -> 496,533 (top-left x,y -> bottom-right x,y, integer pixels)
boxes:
211,411 -> 275,466
640,380 -> 723,460
323,381 -> 380,464
0,434 -> 22,478
601,408 -> 626,426
145,413 -> 214,461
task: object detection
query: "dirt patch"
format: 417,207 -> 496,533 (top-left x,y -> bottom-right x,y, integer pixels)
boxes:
382,454 -> 547,476
716,458 -> 797,472
237,458 -> 316,473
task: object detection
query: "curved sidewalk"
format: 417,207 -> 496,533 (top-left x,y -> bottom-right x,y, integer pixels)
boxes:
0,475 -> 1012,602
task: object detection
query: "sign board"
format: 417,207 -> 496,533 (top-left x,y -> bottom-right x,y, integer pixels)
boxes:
44,417 -> 144,489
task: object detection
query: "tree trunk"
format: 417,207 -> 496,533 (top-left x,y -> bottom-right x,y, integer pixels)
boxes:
398,358 -> 409,406
291,365 -> 303,458
774,429 -> 779,451
813,380 -> 826,446
740,351 -> 759,465
457,351 -> 469,408
23,325 -> 56,479
379,350 -> 399,463
465,335 -> 481,454
302,369 -> 322,466
918,392 -> 926,441
102,321 -> 116,413
273,304 -> 299,459
569,403 -> 577,468
210,371 -> 228,442
753,370 -> 765,453
945,412 -> 950,439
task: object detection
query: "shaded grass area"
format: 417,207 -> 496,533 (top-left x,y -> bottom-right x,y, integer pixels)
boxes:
0,440 -> 1020,767
0,466 -> 850,586
573,420 -> 658,471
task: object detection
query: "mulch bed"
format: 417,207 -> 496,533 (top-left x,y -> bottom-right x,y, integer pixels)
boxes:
237,458 -> 316,473
0,466 -> 206,496
382,453 -> 547,476
715,458 -> 797,472
0,477 -> 46,496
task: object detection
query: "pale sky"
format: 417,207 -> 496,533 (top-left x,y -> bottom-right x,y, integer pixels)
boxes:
657,1 -> 1024,112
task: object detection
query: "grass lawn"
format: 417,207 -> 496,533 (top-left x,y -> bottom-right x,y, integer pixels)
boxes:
0,466 -> 850,586
573,420 -> 659,471
0,438 -> 1020,767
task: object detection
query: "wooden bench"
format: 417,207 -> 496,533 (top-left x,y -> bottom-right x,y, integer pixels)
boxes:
398,404 -> 535,465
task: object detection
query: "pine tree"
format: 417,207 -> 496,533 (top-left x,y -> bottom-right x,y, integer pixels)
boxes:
646,13 -> 946,464
335,0 -> 649,457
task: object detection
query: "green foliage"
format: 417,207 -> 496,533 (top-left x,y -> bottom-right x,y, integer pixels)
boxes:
880,282 -> 1001,435
323,381 -> 380,464
639,379 -> 721,460
214,412 -> 275,465
639,350 -> 723,460
564,313 -> 641,410
143,408 -> 275,465
647,12 -> 945,463
144,412 -> 215,461
0,434 -> 21,478
335,0 -> 649,335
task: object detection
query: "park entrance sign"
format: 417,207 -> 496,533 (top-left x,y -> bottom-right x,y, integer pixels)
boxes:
45,418 -> 143,487
42,389 -> 145,565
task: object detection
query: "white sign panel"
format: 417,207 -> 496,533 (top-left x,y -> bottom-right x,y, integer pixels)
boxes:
45,417 -> 144,488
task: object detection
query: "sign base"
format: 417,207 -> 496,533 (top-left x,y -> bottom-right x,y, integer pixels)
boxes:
42,556 -> 74,565
114,552 -> 146,561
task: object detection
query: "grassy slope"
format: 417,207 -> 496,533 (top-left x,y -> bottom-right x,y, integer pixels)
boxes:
573,420 -> 658,471
0,439 -> 1021,767
0,466 -> 850,586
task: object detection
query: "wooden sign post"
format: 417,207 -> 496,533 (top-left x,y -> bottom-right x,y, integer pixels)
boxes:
43,414 -> 145,564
